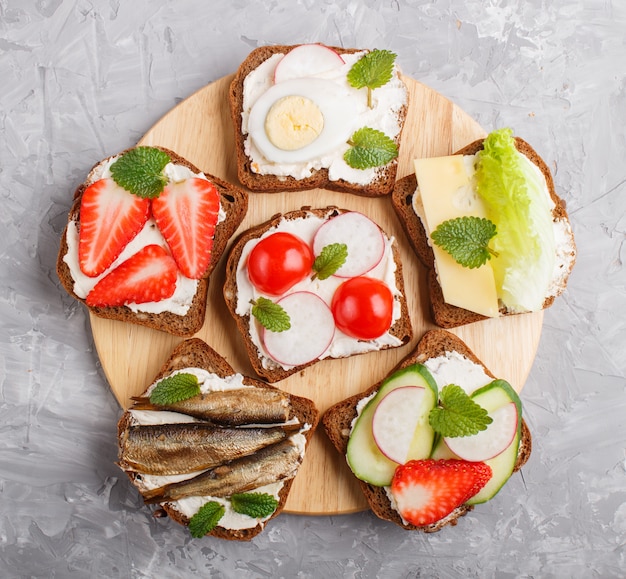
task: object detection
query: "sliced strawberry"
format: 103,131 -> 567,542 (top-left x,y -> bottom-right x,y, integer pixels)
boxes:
151,177 -> 220,279
85,244 -> 177,307
390,459 -> 492,527
78,178 -> 151,277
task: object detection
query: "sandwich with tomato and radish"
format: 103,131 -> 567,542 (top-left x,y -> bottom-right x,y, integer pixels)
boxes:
223,206 -> 412,383
57,146 -> 248,336
323,329 -> 532,531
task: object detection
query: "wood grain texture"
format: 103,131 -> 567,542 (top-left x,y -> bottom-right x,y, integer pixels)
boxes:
90,73 -> 543,515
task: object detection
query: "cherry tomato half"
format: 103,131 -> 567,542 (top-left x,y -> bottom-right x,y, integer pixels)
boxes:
247,232 -> 314,295
331,276 -> 394,340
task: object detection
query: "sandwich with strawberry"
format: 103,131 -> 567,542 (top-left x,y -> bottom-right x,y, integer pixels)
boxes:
57,146 -> 248,336
323,330 -> 532,531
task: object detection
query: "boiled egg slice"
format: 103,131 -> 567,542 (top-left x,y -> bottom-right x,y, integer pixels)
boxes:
247,78 -> 358,164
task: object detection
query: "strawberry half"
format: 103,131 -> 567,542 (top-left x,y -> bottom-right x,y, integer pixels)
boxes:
151,177 -> 220,279
78,178 -> 151,277
86,244 -> 177,307
390,459 -> 492,527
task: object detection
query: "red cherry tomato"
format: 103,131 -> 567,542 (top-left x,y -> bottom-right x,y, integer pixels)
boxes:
331,276 -> 394,340
247,232 -> 314,295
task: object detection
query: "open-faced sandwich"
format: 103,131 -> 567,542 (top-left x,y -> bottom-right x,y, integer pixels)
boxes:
223,206 -> 412,382
117,338 -> 319,541
391,128 -> 576,328
323,329 -> 531,531
57,146 -> 248,336
229,43 -> 408,196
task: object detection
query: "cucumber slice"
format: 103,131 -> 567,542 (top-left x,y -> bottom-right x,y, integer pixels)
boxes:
466,380 -> 522,504
430,379 -> 523,504
346,364 -> 438,486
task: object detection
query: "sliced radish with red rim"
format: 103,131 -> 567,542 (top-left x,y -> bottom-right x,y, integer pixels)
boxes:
262,291 -> 335,367
313,212 -> 385,278
273,44 -> 345,83
444,402 -> 519,462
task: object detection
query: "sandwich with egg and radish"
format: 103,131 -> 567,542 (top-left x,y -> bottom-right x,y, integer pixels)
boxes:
229,43 -> 408,196
323,329 -> 532,531
223,206 -> 412,383
57,146 -> 248,336
117,338 -> 319,541
391,128 -> 576,328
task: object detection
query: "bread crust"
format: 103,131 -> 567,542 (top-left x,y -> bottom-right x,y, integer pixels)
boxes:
223,206 -> 413,382
56,146 -> 248,336
229,44 -> 408,197
391,137 -> 577,328
117,338 -> 319,541
322,329 -> 532,532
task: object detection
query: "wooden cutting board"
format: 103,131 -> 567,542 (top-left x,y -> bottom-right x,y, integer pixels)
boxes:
91,73 -> 543,515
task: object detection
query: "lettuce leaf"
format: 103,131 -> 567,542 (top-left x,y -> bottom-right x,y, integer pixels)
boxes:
475,128 -> 556,311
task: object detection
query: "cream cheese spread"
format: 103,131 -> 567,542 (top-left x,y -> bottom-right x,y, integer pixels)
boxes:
127,368 -> 308,531
63,157 -> 226,316
241,51 -> 408,184
234,210 -> 404,370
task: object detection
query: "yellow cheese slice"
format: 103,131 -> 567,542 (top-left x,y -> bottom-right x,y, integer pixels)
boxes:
414,155 -> 500,318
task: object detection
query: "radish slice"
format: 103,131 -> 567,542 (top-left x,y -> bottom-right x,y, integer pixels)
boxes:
262,291 -> 335,367
273,44 -> 345,83
313,212 -> 385,278
444,402 -> 519,462
371,386 -> 427,464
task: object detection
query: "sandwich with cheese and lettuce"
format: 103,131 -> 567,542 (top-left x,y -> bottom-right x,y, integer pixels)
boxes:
391,128 -> 576,328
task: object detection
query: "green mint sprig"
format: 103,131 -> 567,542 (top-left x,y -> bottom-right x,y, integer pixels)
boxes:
312,243 -> 348,280
230,492 -> 279,518
429,384 -> 493,437
431,216 -> 498,269
347,49 -> 397,108
344,127 -> 398,170
188,501 -> 225,538
149,372 -> 201,405
251,297 -> 291,332
109,146 -> 171,198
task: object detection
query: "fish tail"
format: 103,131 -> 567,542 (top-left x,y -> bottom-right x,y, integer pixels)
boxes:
142,485 -> 169,504
130,397 -> 158,411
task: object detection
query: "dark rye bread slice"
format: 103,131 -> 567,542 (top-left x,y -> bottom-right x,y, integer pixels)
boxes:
223,206 -> 413,383
391,136 -> 577,328
322,329 -> 532,532
57,146 -> 248,337
228,44 -> 408,197
117,338 -> 319,541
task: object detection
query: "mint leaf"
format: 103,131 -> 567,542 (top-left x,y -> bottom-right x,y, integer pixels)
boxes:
429,384 -> 493,437
251,297 -> 291,332
188,501 -> 225,538
431,216 -> 498,269
109,146 -> 171,198
344,127 -> 398,170
312,243 -> 348,280
230,492 -> 279,518
149,372 -> 201,405
347,49 -> 397,108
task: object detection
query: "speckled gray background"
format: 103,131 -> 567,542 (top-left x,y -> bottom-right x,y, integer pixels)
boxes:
1,1 -> 624,577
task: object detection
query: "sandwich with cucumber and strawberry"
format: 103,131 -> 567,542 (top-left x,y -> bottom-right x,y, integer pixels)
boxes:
57,146 -> 248,336
392,128 -> 576,328
323,330 -> 531,531
223,206 -> 412,382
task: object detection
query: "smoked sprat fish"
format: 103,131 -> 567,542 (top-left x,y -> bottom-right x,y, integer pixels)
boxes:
131,387 -> 292,426
142,438 -> 303,504
119,422 -> 300,476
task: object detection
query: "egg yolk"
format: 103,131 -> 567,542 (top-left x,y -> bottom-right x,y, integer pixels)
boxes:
264,96 -> 324,151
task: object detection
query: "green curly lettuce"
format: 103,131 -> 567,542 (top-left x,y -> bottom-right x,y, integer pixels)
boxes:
474,128 -> 556,312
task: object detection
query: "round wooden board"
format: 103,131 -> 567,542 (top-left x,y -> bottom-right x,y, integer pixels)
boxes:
91,73 -> 543,515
